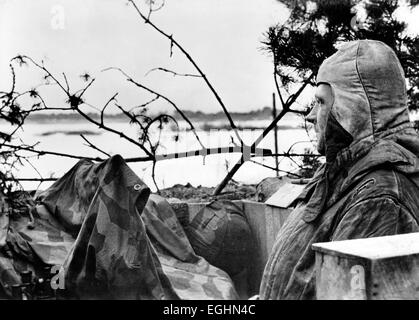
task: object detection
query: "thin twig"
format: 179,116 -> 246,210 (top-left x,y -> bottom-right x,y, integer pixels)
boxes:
267,153 -> 321,158
274,69 -> 285,107
128,95 -> 159,112
75,104 -> 155,159
100,93 -> 118,125
288,154 -> 304,170
145,67 -> 201,78
114,102 -> 156,153
12,55 -> 69,94
285,141 -> 315,155
151,160 -> 160,193
22,157 -> 44,179
80,134 -> 111,158
104,67 -> 205,149
76,78 -> 95,98
4,177 -> 57,182
250,160 -> 302,178
63,73 -> 70,92
2,143 -> 105,162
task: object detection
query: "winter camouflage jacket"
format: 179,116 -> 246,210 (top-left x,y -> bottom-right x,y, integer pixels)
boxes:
260,40 -> 419,300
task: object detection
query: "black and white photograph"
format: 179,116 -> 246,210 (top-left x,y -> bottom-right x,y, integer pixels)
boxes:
0,0 -> 419,308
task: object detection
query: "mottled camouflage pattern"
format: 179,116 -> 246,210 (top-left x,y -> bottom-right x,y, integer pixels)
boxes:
142,195 -> 238,300
0,194 -> 8,248
184,201 -> 252,277
260,40 -> 419,300
0,155 -> 237,299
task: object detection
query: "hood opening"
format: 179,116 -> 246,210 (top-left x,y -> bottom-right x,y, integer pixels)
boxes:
316,40 -> 410,162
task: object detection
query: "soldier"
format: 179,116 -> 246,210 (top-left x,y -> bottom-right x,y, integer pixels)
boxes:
260,39 -> 419,299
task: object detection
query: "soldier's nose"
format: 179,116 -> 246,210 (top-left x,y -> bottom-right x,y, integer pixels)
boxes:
306,108 -> 317,125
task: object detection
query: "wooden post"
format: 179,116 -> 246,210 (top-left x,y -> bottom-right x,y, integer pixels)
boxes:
312,233 -> 419,300
272,93 -> 279,177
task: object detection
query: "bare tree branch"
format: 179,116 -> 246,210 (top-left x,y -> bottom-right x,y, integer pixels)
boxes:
75,104 -> 155,158
146,0 -> 165,19
214,73 -> 315,195
145,67 -> 201,78
256,152 -> 321,158
274,69 -> 285,107
128,0 -> 243,145
4,177 -> 57,182
80,134 -> 111,158
151,160 -> 159,193
63,72 -> 70,92
128,95 -> 159,112
75,78 -> 95,99
2,143 -> 105,162
3,52 -> 318,198
100,93 -> 118,125
12,57 -> 155,159
114,102 -> 155,153
104,67 -> 205,149
12,55 -> 69,94
250,159 -> 302,178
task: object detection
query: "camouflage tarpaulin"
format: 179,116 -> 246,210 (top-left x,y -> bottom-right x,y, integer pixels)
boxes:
142,194 -> 238,299
0,155 -> 237,299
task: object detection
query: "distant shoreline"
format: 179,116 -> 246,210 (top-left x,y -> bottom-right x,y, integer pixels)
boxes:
38,130 -> 101,136
12,106 -> 302,124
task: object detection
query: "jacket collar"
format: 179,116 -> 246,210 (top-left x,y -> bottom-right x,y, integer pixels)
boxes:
296,123 -> 419,223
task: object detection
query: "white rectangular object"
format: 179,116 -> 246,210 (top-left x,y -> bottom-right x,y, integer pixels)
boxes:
265,182 -> 306,208
312,232 -> 419,300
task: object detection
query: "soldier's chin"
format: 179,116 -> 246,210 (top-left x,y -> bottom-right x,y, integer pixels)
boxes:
316,141 -> 326,155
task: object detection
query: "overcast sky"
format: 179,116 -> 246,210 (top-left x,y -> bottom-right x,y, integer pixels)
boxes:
0,0 -> 290,114
1,0 -> 418,114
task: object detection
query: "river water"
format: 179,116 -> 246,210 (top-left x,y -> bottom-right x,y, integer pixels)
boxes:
8,118 -> 317,192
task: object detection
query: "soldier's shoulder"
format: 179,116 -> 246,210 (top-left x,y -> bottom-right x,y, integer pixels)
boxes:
348,168 -> 402,203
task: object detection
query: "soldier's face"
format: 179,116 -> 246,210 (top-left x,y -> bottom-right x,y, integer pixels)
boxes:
307,84 -> 334,155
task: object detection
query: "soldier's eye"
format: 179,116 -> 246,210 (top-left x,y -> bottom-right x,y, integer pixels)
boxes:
309,98 -> 322,111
